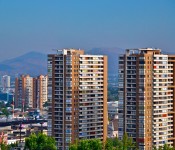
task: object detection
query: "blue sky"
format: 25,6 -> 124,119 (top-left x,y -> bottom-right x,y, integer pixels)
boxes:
0,0 -> 175,60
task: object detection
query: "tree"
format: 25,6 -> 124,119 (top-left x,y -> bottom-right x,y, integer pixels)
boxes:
24,133 -> 56,150
43,101 -> 48,108
0,143 -> 7,150
0,141 -> 18,150
105,138 -> 114,150
121,133 -> 136,150
1,108 -> 10,120
69,134 -> 136,150
69,139 -> 103,150
104,133 -> 136,150
88,139 -> 103,150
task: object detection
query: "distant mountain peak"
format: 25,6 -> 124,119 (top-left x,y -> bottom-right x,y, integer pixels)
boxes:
0,48 -> 122,77
0,51 -> 47,77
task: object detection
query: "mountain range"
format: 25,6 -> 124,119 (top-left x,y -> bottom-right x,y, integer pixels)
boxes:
0,48 -> 124,77
0,52 -> 47,77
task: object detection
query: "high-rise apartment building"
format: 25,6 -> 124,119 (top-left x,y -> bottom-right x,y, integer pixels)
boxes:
15,75 -> 47,110
33,75 -> 48,110
118,48 -> 175,149
48,49 -> 107,150
15,75 -> 33,108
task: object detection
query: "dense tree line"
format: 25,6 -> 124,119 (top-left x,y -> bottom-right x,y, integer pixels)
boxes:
69,133 -> 175,150
0,133 -> 56,150
1,132 -> 175,150
0,141 -> 18,150
69,133 -> 136,150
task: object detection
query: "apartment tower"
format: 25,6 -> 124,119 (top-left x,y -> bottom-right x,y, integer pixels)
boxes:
48,49 -> 107,150
15,75 -> 48,110
118,48 -> 175,149
15,75 -> 33,108
33,75 -> 48,110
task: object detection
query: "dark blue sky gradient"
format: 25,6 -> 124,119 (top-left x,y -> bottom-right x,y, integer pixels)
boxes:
0,0 -> 175,60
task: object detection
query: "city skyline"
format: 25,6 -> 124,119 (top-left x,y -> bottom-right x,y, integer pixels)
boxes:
0,0 -> 175,61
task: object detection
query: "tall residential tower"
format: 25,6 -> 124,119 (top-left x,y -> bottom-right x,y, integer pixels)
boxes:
15,75 -> 33,108
15,75 -> 48,110
33,75 -> 48,110
48,49 -> 107,150
118,48 -> 175,149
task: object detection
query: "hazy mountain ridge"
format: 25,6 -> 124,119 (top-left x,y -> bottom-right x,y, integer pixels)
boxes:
0,51 -> 47,76
0,48 -> 124,77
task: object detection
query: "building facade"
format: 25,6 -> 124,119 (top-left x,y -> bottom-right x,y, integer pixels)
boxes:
118,48 -> 175,149
15,75 -> 47,110
1,75 -> 10,91
33,75 -> 48,110
15,75 -> 33,108
48,49 -> 107,150
107,101 -> 118,119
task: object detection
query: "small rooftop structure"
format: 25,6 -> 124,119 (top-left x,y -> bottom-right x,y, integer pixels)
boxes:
126,48 -> 161,55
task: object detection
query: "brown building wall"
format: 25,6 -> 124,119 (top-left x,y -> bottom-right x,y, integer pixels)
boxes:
22,76 -> 26,106
39,76 -> 43,110
15,78 -> 19,108
15,75 -> 26,108
144,53 -> 154,150
71,54 -> 80,143
33,78 -> 37,108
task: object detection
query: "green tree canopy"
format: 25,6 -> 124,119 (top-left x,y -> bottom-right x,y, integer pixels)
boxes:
105,133 -> 136,150
69,134 -> 173,150
1,108 -> 10,118
105,138 -> 114,150
0,142 -> 18,150
24,133 -> 56,150
69,139 -> 103,150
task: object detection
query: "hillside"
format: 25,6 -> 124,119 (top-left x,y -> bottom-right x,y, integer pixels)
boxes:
0,48 -> 124,77
0,51 -> 47,76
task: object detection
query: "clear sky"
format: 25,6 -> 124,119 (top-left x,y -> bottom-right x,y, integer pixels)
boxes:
0,0 -> 175,61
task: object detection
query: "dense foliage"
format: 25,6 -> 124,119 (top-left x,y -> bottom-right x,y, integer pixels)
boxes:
69,139 -> 103,150
105,133 -> 136,150
69,133 -> 175,150
0,142 -> 18,150
69,133 -> 136,150
24,133 -> 56,150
